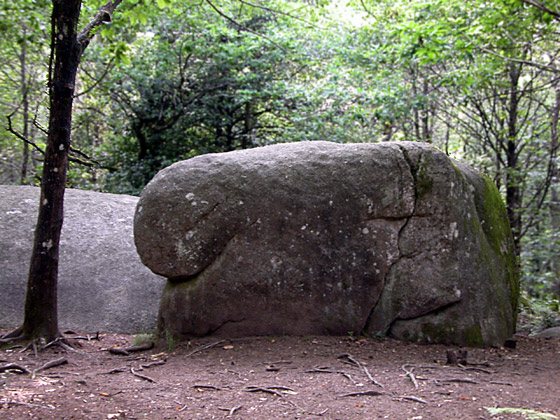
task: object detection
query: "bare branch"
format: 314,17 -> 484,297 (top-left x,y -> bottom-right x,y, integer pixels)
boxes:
480,47 -> 560,74
75,57 -> 116,98
204,0 -> 286,52
77,0 -> 124,54
5,114 -> 45,156
519,0 -> 560,22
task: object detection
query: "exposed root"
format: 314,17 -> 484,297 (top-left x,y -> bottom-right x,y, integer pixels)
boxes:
0,326 -> 24,344
1,328 -> 86,356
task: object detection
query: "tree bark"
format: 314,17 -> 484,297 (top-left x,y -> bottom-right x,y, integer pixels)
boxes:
549,85 -> 560,296
20,29 -> 30,184
22,0 -> 83,341
18,0 -> 122,342
505,62 -> 523,256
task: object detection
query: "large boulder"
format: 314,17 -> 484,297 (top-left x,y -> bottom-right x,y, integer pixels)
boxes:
0,186 -> 165,333
134,141 -> 519,346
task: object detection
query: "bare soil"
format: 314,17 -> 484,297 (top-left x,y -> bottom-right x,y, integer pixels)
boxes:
1,332 -> 559,420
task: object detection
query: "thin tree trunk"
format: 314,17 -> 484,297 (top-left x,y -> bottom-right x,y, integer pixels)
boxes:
20,31 -> 30,184
549,85 -> 560,295
0,0 -> 123,343
505,63 -> 522,256
22,0 -> 83,341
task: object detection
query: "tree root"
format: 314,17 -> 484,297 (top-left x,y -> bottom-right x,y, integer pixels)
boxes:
0,326 -> 24,344
0,328 -> 84,355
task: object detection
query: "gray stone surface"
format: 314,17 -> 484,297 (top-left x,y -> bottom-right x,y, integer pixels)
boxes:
533,327 -> 560,338
134,141 -> 519,346
0,186 -> 165,333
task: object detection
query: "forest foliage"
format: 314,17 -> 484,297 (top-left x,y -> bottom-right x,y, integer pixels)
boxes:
1,0 -> 559,324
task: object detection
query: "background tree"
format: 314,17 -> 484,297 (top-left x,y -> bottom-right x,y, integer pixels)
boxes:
1,0 -> 124,343
0,0 -> 50,185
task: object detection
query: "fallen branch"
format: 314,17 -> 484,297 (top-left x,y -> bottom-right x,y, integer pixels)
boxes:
141,360 -> 166,369
245,386 -> 298,409
185,340 -> 226,357
490,381 -> 514,386
402,364 -> 419,389
174,400 -> 189,412
244,386 -> 327,416
338,390 -> 384,398
306,367 -> 355,383
263,360 -> 293,365
435,378 -> 478,385
458,365 -> 494,374
218,405 -> 243,416
100,368 -> 127,375
338,354 -> 384,388
193,384 -> 222,391
0,400 -> 54,410
0,363 -> 30,374
246,385 -> 295,393
130,367 -> 156,383
393,395 -> 428,404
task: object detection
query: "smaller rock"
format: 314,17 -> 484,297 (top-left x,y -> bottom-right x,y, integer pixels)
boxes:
533,327 -> 560,338
0,186 -> 166,333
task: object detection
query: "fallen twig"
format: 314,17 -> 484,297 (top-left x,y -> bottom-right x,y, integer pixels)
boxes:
174,400 -> 189,412
0,363 -> 30,374
244,386 -> 327,416
338,354 -> 384,388
490,381 -> 513,386
306,367 -> 355,383
130,367 -> 156,383
193,384 -> 222,391
100,368 -> 127,375
435,378 -> 478,385
0,400 -> 54,410
141,360 -> 166,369
393,395 -> 428,404
263,360 -> 293,365
218,405 -> 243,416
337,353 -> 360,367
185,340 -> 226,357
338,390 -> 384,398
245,385 -> 295,394
458,364 -> 494,374
402,364 -> 419,389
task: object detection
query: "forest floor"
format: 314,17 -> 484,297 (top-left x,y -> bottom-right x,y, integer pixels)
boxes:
1,331 -> 559,420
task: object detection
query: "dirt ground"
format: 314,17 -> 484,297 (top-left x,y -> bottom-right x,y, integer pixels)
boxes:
1,331 -> 559,420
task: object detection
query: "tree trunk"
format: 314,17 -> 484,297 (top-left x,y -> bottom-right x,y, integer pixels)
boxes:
549,85 -> 560,296
505,63 -> 522,256
22,0 -> 83,341
20,30 -> 30,184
